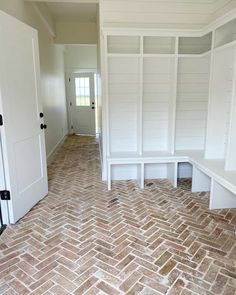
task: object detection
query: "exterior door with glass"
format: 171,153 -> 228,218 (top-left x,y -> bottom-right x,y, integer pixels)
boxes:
71,73 -> 95,135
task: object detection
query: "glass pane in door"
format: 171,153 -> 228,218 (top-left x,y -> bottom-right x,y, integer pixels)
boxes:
75,77 -> 90,106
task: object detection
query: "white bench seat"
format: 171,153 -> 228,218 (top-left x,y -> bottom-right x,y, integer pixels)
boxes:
107,150 -> 236,210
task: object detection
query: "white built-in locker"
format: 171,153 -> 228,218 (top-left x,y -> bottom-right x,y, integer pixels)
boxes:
104,16 -> 236,183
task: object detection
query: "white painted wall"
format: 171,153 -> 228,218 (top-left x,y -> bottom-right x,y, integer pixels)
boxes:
64,45 -> 97,71
55,22 -> 97,44
0,0 -> 68,160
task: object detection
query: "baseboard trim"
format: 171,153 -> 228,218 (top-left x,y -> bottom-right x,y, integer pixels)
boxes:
98,133 -> 103,174
47,135 -> 67,165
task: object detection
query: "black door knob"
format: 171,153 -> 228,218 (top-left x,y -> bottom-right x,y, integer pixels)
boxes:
39,112 -> 44,118
40,124 -> 47,129
92,107 -> 95,109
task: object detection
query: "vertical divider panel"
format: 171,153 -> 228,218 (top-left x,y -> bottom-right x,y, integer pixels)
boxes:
137,163 -> 144,189
210,180 -> 236,209
191,166 -> 211,192
104,34 -> 110,157
225,46 -> 236,170
170,37 -> 179,154
107,162 -> 111,190
205,30 -> 215,156
138,36 -> 143,156
167,162 -> 178,187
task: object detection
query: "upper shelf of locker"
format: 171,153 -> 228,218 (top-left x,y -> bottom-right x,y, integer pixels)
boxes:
106,16 -> 236,55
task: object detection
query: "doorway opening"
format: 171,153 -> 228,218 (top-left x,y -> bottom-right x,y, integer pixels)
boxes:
67,71 -> 97,136
64,44 -> 99,137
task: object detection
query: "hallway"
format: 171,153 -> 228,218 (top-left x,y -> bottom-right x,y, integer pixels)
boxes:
0,135 -> 236,294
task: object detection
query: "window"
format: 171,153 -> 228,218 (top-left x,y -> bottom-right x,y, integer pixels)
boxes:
75,77 -> 90,106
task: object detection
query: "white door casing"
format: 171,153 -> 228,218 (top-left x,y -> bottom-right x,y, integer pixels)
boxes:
70,73 -> 96,135
0,11 -> 48,224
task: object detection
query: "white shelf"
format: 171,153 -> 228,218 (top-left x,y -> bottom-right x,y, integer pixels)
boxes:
179,33 -> 212,55
107,35 -> 140,54
108,151 -> 140,159
143,36 -> 175,54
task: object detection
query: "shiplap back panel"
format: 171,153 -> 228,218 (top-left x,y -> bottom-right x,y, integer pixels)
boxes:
143,57 -> 175,152
175,56 -> 210,150
101,0 -> 216,29
108,56 -> 140,153
205,46 -> 234,158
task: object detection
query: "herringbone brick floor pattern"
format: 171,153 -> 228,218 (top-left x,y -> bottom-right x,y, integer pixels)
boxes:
1,135 -> 236,295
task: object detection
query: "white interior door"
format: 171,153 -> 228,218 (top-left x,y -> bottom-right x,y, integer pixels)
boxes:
0,11 -> 48,224
71,73 -> 96,135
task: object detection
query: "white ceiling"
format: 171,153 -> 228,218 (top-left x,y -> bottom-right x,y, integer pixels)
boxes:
46,2 -> 98,22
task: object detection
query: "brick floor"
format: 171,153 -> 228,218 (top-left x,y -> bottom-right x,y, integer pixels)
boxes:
1,135 -> 236,294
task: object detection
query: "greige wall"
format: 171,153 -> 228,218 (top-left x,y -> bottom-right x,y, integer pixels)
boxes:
0,0 -> 68,160
64,45 -> 97,70
55,22 -> 97,44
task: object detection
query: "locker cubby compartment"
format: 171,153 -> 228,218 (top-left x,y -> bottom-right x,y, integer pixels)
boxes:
108,163 -> 144,190
177,162 -> 192,179
143,36 -> 175,54
175,56 -> 210,151
107,35 -> 140,54
177,162 -> 193,190
215,18 -> 236,48
178,33 -> 212,54
142,56 -> 175,152
144,162 -> 177,187
108,56 -> 140,153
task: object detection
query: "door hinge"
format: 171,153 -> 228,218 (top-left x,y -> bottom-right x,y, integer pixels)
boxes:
69,78 -> 71,82
70,102 -> 72,106
0,190 -> 10,200
0,115 -> 3,126
71,125 -> 73,129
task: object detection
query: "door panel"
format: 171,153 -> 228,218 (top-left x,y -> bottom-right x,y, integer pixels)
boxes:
0,11 -> 48,223
14,135 -> 43,193
71,73 -> 96,135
